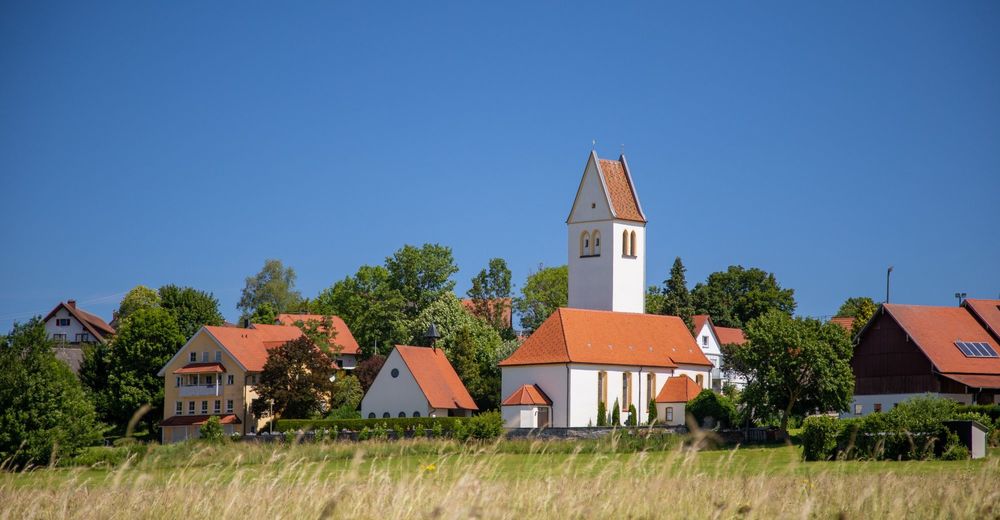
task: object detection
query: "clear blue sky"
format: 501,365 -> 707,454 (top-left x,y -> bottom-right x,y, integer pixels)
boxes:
2,1 -> 998,332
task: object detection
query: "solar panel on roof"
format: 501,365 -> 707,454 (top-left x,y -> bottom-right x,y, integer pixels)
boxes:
955,341 -> 1000,358
956,341 -> 975,356
978,342 -> 998,357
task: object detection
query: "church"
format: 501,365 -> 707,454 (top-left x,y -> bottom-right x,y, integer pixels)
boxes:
500,151 -> 713,428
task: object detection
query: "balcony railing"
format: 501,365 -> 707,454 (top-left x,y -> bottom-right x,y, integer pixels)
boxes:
178,383 -> 221,397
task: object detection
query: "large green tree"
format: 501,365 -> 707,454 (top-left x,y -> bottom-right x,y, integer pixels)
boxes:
649,257 -> 695,327
385,243 -> 459,319
467,257 -> 514,336
691,265 -> 796,328
158,284 -> 224,339
723,310 -> 853,432
116,285 -> 161,321
252,336 -> 336,419
238,259 -> 303,320
312,265 -> 409,356
513,264 -> 568,332
836,296 -> 878,339
98,308 -> 185,433
0,319 -> 102,467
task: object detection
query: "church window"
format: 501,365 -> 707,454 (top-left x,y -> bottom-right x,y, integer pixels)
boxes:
580,231 -> 591,257
695,374 -> 704,387
630,231 -> 638,256
592,230 -> 601,255
622,230 -> 630,255
597,371 -> 608,405
646,373 -> 655,407
622,372 -> 632,411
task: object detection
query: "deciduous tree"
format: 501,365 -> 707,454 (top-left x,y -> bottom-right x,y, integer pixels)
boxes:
116,285 -> 161,321
692,266 -> 796,328
354,355 -> 386,392
158,284 -> 224,339
385,244 -> 459,319
253,336 -> 336,419
467,257 -> 514,337
513,264 -> 568,332
836,296 -> 878,340
238,259 -> 302,320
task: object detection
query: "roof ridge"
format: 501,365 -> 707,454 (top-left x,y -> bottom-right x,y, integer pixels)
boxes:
556,308 -> 571,363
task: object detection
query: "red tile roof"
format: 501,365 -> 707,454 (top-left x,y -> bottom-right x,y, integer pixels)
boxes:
500,308 -> 711,368
394,345 -> 478,411
715,326 -> 747,346
461,298 -> 513,328
160,414 -> 242,427
597,158 -> 645,223
964,299 -> 1000,342
501,384 -> 552,406
883,304 -> 1000,375
941,373 -> 1000,390
204,325 -> 303,372
829,317 -> 855,333
43,301 -> 115,342
174,362 -> 227,374
655,375 -> 703,403
275,313 -> 361,355
692,315 -> 710,335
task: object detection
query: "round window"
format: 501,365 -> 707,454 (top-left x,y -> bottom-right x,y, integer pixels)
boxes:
391,368 -> 400,378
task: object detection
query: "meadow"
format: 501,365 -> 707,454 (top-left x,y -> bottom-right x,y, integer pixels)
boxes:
2,437 -> 998,519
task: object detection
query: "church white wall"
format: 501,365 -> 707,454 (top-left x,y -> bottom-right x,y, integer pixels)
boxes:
674,364 -> 712,391
503,405 -> 541,428
611,222 -> 645,313
568,365 -> 674,427
655,402 -> 687,426
361,349 -> 431,419
568,220 -> 614,311
500,365 -> 568,426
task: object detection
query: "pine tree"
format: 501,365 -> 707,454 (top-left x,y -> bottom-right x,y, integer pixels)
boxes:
627,404 -> 638,426
611,399 -> 621,426
657,257 -> 694,329
597,400 -> 607,427
648,398 -> 658,424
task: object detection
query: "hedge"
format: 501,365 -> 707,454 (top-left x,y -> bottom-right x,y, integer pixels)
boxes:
955,404 -> 1000,424
274,416 -> 464,433
801,416 -> 840,461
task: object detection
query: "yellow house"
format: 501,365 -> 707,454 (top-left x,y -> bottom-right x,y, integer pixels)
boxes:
157,323 -> 304,443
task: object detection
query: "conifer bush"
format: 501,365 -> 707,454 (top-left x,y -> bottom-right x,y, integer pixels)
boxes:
597,401 -> 607,427
612,399 -> 621,426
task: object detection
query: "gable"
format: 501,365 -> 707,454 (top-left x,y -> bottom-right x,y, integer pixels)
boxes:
567,151 -> 615,224
396,345 -> 478,410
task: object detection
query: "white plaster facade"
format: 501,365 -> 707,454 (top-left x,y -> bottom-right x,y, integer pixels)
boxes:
361,348 -> 435,419
567,152 -> 645,314
502,405 -> 551,429
693,321 -> 747,390
654,402 -> 687,426
44,307 -> 94,343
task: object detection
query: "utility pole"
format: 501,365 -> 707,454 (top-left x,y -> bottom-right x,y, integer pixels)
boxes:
886,266 -> 894,303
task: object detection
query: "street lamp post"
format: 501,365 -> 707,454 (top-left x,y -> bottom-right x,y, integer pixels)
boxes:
886,266 -> 894,303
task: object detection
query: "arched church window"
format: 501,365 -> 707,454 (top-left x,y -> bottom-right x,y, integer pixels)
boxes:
592,230 -> 601,255
622,230 -> 630,256
622,372 -> 633,411
580,231 -> 591,257
629,230 -> 638,257
695,374 -> 704,387
597,371 -> 608,405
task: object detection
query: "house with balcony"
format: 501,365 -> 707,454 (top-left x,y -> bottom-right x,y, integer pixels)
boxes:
157,316 -> 357,443
42,299 -> 115,373
691,315 -> 747,391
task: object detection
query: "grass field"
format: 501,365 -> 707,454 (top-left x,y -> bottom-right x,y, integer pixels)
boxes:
2,438 -> 999,519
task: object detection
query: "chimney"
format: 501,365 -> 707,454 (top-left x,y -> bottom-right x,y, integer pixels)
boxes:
243,318 -> 251,328
67,300 -> 76,309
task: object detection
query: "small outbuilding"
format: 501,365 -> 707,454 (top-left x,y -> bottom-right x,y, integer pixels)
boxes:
360,345 -> 478,419
654,375 -> 703,426
501,384 -> 553,428
944,420 -> 989,459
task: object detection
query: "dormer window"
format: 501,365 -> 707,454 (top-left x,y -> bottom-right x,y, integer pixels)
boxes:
702,335 -> 708,347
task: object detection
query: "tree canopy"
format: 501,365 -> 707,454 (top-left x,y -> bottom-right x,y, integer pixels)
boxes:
158,284 -> 224,339
252,336 -> 337,419
467,257 -> 514,336
116,285 -> 161,321
723,310 -> 853,432
0,319 -> 102,467
385,243 -> 459,319
238,259 -> 303,320
691,265 -> 796,328
648,257 -> 695,328
513,264 -> 568,332
836,296 -> 878,339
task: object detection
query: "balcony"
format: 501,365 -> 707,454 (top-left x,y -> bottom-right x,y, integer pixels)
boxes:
178,383 -> 221,397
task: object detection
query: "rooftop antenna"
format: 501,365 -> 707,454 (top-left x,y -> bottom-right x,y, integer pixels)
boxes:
621,143 -> 625,156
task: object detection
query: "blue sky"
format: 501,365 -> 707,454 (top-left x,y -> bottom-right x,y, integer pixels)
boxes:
2,1 -> 998,332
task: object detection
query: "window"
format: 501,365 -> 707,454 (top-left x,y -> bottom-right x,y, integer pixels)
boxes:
580,231 -> 592,257
854,404 -> 863,416
52,333 -> 66,342
250,375 -> 257,384
597,371 -> 608,405
189,401 -> 195,414
56,318 -> 70,327
391,368 -> 400,378
695,374 -> 704,387
201,401 -> 208,414
227,375 -> 234,385
226,400 -> 234,413
202,351 -> 209,362
176,402 -> 183,415
336,359 -> 344,369
214,400 -> 221,413
622,230 -> 629,255
630,230 -> 638,256
873,403 -> 882,413
647,373 -> 655,406
702,335 -> 708,347
76,333 -> 91,343
368,413 -> 376,419
189,352 -> 197,362
622,372 -> 633,411
413,411 -> 421,417
398,412 -> 406,418
175,377 -> 182,387
592,230 -> 601,256
382,412 -> 390,418
215,351 -> 222,362
189,375 -> 198,385
666,407 -> 674,422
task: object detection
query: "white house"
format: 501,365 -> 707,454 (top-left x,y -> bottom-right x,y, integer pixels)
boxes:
500,152 -> 713,428
361,345 -> 478,419
42,300 -> 116,373
691,315 -> 747,391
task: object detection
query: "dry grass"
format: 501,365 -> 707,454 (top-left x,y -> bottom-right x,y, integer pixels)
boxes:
2,440 -> 999,519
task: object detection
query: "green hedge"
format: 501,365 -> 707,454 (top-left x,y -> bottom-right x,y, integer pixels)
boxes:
274,416 -> 464,434
801,416 -> 841,461
955,404 -> 999,424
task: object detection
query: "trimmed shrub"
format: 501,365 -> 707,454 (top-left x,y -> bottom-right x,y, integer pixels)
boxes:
612,399 -> 621,426
626,404 -> 638,427
647,398 -> 657,424
687,390 -> 737,429
597,401 -> 607,427
463,412 -> 504,441
801,416 -> 841,461
955,404 -> 1000,424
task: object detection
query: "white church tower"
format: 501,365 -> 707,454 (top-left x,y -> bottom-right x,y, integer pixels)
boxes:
567,151 -> 647,313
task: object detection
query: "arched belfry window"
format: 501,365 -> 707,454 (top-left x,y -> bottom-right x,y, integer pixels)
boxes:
592,230 -> 601,256
630,230 -> 638,257
580,231 -> 591,257
622,230 -> 630,256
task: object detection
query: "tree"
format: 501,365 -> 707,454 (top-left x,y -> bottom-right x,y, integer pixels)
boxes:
385,244 -> 459,319
513,264 -> 568,332
199,416 -> 224,443
611,399 -> 621,426
650,257 -> 695,328
647,398 -> 657,424
237,259 -> 302,320
687,389 -> 738,429
836,296 -> 878,340
723,310 -> 853,433
0,319 -> 102,467
158,285 -> 224,339
313,265 -> 410,356
627,404 -> 638,426
691,266 -> 796,328
597,401 -> 608,426
467,257 -> 514,336
99,308 -> 185,434
329,373 -> 363,411
355,355 -> 386,392
116,285 -> 161,321
253,336 -> 336,419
